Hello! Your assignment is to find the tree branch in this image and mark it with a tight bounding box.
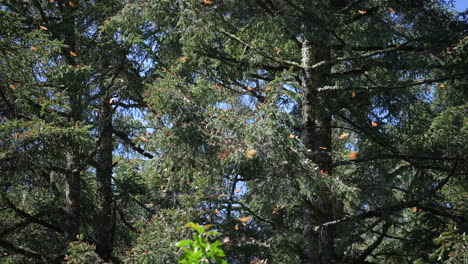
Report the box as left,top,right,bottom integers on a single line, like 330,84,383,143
310,40,419,71
0,238,53,261
0,208,63,237
355,220,391,263
318,73,468,93
332,154,465,167
113,129,154,159
1,196,63,234
218,29,303,69
319,200,419,227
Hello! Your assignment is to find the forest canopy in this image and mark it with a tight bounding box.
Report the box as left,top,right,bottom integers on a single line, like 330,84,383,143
0,0,467,263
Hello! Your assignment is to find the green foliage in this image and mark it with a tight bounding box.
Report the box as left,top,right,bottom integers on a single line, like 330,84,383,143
66,235,102,264
430,226,468,264
1,0,467,263
176,223,227,264
122,209,197,264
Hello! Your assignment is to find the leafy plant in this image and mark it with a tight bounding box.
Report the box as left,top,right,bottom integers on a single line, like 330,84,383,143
430,226,468,264
65,235,102,264
176,222,227,264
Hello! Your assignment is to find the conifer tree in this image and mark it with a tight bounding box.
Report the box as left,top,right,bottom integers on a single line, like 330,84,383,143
1,0,466,263
123,0,467,263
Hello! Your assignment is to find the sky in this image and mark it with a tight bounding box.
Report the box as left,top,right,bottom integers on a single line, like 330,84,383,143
454,0,468,12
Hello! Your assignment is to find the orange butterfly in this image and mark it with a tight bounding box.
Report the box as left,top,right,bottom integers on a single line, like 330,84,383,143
339,133,349,139
246,149,257,158
236,216,252,224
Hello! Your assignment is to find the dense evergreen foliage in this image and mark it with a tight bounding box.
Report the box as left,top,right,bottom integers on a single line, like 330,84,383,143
1,0,467,263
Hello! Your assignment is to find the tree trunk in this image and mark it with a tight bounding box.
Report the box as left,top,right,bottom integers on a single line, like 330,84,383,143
64,150,81,248
94,97,114,261
64,69,82,253
301,29,336,264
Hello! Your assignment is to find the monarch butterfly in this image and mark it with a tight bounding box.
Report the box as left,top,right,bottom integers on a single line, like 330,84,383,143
246,149,257,158
339,133,349,139
236,216,252,223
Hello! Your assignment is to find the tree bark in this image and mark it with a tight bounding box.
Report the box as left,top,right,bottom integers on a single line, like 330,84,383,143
64,142,81,249
301,26,336,264
63,76,84,253
94,96,114,261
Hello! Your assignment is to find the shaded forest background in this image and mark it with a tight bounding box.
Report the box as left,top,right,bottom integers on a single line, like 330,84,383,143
0,0,467,263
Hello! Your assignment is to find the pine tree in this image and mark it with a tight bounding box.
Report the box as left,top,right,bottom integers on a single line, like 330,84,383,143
1,0,147,261
124,0,467,263
1,0,466,263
